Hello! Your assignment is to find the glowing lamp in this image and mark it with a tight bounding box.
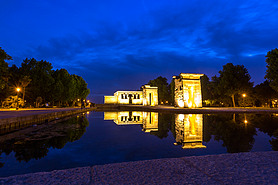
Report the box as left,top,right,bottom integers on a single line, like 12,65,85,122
177,100,184,107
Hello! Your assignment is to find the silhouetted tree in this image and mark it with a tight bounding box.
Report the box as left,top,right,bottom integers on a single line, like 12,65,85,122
169,79,175,105
20,58,54,104
214,63,253,107
148,76,170,104
200,74,218,106
253,81,277,107
19,76,31,106
201,74,211,100
0,51,90,107
0,47,12,105
265,48,278,92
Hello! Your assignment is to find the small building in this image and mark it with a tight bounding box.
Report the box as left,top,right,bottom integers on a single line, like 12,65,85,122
104,85,158,106
173,73,203,108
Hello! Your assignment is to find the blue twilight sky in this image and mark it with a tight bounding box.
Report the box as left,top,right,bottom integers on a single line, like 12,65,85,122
1,0,278,103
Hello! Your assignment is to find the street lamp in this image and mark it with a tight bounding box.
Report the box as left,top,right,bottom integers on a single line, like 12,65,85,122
16,87,21,110
242,93,246,108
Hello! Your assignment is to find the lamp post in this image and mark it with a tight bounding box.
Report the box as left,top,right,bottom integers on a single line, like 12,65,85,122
16,87,21,110
242,93,246,108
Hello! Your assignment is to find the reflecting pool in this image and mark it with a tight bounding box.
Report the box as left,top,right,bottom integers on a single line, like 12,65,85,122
1,111,278,177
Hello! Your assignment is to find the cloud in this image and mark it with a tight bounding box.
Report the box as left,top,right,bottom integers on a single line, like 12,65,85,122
11,0,278,103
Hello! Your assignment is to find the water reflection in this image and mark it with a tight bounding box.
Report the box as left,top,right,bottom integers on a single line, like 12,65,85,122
0,115,89,168
104,112,206,149
174,114,206,149
2,111,278,175
104,111,159,132
251,113,278,151
104,111,278,152
203,114,256,153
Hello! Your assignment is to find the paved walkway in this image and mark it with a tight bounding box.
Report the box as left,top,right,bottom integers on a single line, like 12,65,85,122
0,108,83,119
1,106,278,120
1,151,277,184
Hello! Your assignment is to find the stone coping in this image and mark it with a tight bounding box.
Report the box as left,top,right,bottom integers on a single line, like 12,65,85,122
1,151,277,184
97,104,278,114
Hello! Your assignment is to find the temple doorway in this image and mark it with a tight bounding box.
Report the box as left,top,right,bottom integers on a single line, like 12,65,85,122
128,94,133,104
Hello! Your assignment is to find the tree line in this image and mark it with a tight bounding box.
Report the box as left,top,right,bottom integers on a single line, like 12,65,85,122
0,47,90,108
146,48,278,107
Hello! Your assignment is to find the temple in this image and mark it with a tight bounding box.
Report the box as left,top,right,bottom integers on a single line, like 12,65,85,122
173,73,203,108
104,85,158,106
104,111,158,132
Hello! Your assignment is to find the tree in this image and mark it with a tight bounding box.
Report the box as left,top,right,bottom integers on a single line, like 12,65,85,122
148,76,170,104
36,97,42,107
169,79,175,105
50,71,90,107
265,48,278,92
0,51,91,107
253,81,277,107
0,47,12,105
215,63,253,107
200,74,211,100
20,58,54,104
51,69,71,105
8,64,20,85
200,74,217,106
19,76,32,106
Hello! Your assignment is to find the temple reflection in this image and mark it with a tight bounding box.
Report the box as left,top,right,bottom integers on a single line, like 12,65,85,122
174,114,206,149
104,111,158,132
104,111,206,149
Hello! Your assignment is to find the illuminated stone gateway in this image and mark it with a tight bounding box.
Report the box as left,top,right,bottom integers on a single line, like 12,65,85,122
173,73,204,108
104,85,158,106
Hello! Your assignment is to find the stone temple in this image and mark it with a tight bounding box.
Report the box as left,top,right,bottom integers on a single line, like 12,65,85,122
104,85,158,106
104,73,203,108
173,73,203,108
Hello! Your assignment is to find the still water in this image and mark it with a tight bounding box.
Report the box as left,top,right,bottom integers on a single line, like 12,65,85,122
0,111,278,177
